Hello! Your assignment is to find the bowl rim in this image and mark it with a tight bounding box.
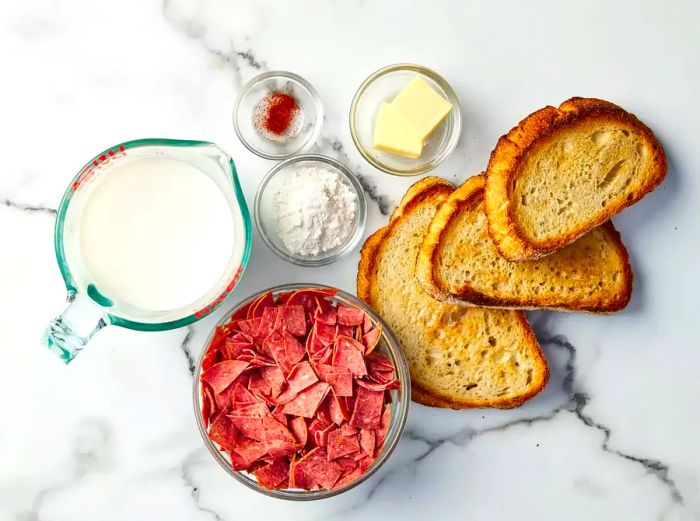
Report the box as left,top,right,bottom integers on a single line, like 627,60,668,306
233,70,324,160
192,283,411,500
349,63,462,176
253,154,367,267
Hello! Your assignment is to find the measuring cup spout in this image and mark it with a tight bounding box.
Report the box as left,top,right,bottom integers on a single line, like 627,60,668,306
43,293,107,363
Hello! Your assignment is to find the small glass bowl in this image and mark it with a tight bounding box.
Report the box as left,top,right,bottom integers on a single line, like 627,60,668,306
233,71,324,159
193,284,411,501
349,63,462,176
254,155,367,267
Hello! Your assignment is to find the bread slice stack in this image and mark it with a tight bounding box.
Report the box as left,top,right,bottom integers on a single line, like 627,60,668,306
358,97,666,409
358,178,549,408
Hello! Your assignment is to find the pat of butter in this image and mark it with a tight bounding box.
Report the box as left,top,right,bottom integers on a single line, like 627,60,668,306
372,102,424,159
389,76,452,141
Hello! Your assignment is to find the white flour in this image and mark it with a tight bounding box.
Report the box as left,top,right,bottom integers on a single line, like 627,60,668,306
273,165,357,256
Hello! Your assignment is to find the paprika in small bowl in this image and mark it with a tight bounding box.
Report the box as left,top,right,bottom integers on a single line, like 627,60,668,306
233,71,324,160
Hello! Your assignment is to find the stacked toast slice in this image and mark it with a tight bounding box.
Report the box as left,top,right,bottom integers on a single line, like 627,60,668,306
357,97,666,409
416,175,633,312
358,178,549,409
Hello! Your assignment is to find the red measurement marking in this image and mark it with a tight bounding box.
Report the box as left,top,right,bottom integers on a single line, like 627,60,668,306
194,266,244,319
71,146,127,192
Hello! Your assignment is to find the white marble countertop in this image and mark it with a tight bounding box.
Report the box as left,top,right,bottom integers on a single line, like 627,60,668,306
2,1,699,519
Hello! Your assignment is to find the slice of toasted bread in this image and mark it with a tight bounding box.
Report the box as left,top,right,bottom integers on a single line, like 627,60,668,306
416,174,633,313
357,177,549,409
485,97,666,260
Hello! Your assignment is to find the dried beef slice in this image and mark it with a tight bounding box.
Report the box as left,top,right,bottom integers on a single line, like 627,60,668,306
198,288,396,490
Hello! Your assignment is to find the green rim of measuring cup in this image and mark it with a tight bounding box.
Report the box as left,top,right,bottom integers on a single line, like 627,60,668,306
54,138,252,332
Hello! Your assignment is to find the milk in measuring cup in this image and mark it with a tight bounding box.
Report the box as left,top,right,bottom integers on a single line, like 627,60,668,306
79,157,235,311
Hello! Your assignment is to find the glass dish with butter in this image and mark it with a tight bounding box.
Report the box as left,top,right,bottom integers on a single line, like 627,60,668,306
349,64,462,176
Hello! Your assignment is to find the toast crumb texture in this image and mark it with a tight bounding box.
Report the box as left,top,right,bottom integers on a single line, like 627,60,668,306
416,175,632,313
485,97,666,260
358,178,549,409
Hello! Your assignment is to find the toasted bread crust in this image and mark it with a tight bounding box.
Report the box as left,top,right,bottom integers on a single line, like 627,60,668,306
358,178,549,409
417,174,633,313
410,312,548,410
485,97,667,260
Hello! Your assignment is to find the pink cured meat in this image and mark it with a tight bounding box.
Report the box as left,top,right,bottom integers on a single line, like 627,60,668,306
333,467,364,489
289,417,308,446
337,305,365,326
249,291,275,319
313,424,334,449
224,339,255,360
283,331,306,368
338,335,366,353
337,325,356,338
281,305,307,337
362,327,382,355
315,364,354,397
282,382,331,418
228,402,269,418
254,457,290,489
335,455,359,478
350,387,384,429
227,449,249,471
315,322,337,346
260,366,285,398
340,423,358,437
286,361,319,394
315,306,337,325
265,332,293,374
231,382,259,405
271,404,288,425
201,360,250,395
199,287,396,491
327,429,361,460
359,429,376,457
294,448,343,489
286,288,338,311
229,412,296,445
264,438,300,459
355,378,400,392
207,412,240,452
275,385,299,405
238,317,262,337
326,392,350,425
325,372,353,397
236,439,273,466
201,383,217,427
333,341,367,377
362,313,373,334
248,372,272,400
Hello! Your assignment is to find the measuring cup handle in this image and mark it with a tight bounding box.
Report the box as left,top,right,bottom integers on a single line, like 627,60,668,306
43,292,108,363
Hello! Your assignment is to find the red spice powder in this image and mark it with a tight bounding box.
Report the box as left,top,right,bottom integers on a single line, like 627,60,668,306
258,91,299,136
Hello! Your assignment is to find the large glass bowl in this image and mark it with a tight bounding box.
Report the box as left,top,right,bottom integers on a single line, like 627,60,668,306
193,284,410,500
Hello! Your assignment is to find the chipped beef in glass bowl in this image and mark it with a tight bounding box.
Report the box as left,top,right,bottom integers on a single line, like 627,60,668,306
193,284,410,500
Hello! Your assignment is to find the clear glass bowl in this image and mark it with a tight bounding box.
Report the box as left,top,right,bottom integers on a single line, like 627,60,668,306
193,284,411,501
349,63,462,176
254,155,367,267
233,71,324,159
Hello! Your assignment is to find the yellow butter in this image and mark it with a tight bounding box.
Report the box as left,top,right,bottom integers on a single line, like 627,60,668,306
389,76,452,141
372,102,423,159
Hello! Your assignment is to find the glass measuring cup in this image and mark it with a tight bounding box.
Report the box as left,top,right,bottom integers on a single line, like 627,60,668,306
43,138,252,363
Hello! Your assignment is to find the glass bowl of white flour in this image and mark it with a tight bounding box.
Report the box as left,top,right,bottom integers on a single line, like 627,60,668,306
255,155,367,266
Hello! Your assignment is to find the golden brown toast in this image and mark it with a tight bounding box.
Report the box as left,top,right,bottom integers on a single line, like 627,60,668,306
357,177,549,409
485,97,666,260
416,175,633,313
